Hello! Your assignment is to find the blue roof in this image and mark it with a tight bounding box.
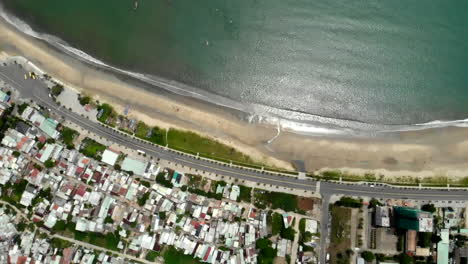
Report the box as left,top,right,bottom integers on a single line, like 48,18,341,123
0,91,9,102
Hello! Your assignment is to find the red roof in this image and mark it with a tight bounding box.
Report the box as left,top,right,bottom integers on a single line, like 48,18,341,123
75,185,87,197
30,169,40,179
203,247,212,261
76,167,84,174
16,136,29,150
38,136,46,143
15,256,28,264
92,172,102,182
191,220,201,229
60,248,74,264
118,187,127,196
249,209,257,219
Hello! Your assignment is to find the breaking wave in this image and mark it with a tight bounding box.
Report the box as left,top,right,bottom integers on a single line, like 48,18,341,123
2,6,468,138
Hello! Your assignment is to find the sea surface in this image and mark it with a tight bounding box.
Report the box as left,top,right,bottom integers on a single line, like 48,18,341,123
2,0,468,135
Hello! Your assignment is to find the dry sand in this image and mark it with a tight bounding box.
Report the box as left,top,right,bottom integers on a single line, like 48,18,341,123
2,17,468,179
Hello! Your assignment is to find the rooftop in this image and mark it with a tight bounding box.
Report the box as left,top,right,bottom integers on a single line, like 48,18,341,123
121,157,147,176
101,149,119,166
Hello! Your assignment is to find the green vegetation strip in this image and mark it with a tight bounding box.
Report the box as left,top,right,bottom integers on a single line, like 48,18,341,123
95,102,296,174
254,190,303,213
163,246,201,264
315,170,468,187
80,137,106,160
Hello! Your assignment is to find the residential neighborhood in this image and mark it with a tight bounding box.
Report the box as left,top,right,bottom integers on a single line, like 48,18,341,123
0,76,320,263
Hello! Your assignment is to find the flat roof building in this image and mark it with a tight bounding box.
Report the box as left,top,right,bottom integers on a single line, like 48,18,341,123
375,206,391,227
122,157,148,176
437,229,450,264
101,149,119,166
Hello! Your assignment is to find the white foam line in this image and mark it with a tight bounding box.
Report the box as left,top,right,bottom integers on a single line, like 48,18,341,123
3,7,468,137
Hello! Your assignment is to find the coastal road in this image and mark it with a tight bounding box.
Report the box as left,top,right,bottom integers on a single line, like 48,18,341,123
0,63,317,191
1,63,468,200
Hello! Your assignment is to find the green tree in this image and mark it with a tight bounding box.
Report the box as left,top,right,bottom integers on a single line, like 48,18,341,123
368,198,382,208
270,212,283,235
398,253,414,264
51,84,64,97
256,238,277,264
79,95,91,105
418,232,432,248
137,192,150,206
421,204,436,214
44,159,55,168
52,220,67,232
159,211,166,220
105,216,114,224
361,251,375,262
280,227,296,240
17,103,29,115
335,197,362,208
146,251,159,261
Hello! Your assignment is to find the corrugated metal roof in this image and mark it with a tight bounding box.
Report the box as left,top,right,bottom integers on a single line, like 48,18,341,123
122,157,147,175
39,118,58,138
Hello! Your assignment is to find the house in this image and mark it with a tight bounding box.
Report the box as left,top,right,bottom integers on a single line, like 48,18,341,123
375,206,391,227
21,106,60,138
305,219,318,234
282,213,294,229
229,185,240,201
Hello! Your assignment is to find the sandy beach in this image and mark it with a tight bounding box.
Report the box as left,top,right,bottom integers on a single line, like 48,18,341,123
2,16,468,180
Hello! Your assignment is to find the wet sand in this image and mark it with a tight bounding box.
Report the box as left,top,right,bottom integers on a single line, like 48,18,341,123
2,17,468,179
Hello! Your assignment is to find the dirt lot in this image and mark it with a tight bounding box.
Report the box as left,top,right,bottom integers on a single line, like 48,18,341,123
328,206,352,264
297,197,318,211
375,228,399,254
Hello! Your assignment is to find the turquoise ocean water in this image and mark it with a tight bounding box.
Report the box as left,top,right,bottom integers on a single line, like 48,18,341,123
2,0,468,134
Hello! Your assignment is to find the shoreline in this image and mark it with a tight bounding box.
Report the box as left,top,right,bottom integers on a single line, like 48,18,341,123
3,4,468,138
3,16,468,179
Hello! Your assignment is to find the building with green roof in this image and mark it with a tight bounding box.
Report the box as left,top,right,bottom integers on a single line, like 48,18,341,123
39,118,59,139
393,207,433,232
0,90,10,102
